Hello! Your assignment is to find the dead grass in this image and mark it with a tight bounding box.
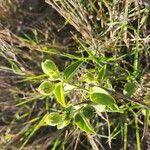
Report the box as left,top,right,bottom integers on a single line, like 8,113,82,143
0,0,150,149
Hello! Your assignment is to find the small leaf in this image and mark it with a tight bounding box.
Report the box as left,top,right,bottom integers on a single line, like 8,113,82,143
57,117,70,129
44,112,63,126
74,113,95,134
123,82,137,97
41,60,59,79
82,72,97,84
93,104,106,115
38,80,55,95
106,104,124,113
90,87,115,106
54,83,66,107
64,83,76,92
63,61,82,80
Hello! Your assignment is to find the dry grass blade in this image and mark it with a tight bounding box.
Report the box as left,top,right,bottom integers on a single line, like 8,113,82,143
46,0,94,41
0,0,150,149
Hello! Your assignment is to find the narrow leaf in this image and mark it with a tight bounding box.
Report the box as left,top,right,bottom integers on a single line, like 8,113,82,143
63,61,82,80
106,104,124,113
54,83,66,107
82,105,95,118
98,65,107,80
74,113,95,134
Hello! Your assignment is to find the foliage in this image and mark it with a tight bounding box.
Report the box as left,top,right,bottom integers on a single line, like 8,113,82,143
0,0,150,149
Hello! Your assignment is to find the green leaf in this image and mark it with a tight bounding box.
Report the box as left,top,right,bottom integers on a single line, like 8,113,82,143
90,87,115,106
38,80,55,95
106,104,124,113
44,112,63,126
82,105,95,118
11,61,24,75
82,72,97,84
41,60,59,79
54,83,66,107
57,105,74,129
91,86,108,94
64,83,76,92
57,117,70,129
93,104,106,115
123,82,137,97
98,65,107,80
91,93,115,106
74,113,95,134
63,61,82,80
